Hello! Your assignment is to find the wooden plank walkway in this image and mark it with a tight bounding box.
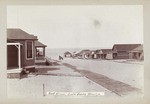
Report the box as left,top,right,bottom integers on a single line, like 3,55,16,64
62,63,142,96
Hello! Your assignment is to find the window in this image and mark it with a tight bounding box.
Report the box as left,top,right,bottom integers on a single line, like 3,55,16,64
26,41,33,59
36,48,44,57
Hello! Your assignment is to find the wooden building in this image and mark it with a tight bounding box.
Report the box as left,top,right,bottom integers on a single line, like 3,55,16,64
129,45,144,60
72,51,80,58
7,28,38,78
90,50,97,59
78,49,91,59
64,51,72,58
112,44,141,59
101,49,113,59
95,49,113,59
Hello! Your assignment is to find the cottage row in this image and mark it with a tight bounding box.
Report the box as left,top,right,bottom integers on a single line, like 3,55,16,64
7,28,47,78
64,44,144,60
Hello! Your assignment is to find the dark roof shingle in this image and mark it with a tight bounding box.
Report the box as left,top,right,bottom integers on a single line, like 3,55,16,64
7,28,37,40
113,44,141,51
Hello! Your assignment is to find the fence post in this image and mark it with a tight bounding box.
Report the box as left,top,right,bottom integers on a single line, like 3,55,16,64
43,84,45,96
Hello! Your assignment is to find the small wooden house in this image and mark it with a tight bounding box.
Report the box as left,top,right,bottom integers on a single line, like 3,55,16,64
78,49,91,59
101,49,113,59
95,49,102,59
112,44,141,59
129,45,144,60
64,51,72,58
90,50,97,59
7,28,38,78
95,49,113,59
72,51,80,58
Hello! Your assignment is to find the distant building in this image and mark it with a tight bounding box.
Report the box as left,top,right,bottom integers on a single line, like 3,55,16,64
95,49,114,59
90,50,97,59
129,45,144,60
7,28,38,78
64,51,72,58
78,49,91,59
101,49,114,59
112,44,142,59
72,51,80,58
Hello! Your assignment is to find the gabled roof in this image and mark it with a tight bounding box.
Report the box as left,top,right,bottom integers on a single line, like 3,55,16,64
96,49,114,54
113,44,141,52
101,49,113,54
64,51,72,54
35,40,47,47
73,51,80,55
79,49,91,54
81,49,90,52
129,45,143,52
7,28,37,40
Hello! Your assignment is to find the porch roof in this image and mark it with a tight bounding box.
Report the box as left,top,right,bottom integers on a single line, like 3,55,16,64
129,45,143,52
35,40,47,47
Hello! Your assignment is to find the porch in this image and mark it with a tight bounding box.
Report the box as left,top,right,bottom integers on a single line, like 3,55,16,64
7,42,23,78
35,41,47,65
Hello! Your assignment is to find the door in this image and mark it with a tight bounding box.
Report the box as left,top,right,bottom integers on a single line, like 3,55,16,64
7,45,18,68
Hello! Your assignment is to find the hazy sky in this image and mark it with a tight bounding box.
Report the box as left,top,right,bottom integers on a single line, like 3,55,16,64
7,5,143,49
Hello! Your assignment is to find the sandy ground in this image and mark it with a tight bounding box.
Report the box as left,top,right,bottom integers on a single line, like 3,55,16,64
62,58,144,90
7,64,116,98
7,58,143,98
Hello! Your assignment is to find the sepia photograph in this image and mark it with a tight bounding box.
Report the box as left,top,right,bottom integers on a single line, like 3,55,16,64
6,5,144,98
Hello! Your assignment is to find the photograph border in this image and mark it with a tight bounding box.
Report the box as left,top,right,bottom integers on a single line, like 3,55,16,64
0,0,150,104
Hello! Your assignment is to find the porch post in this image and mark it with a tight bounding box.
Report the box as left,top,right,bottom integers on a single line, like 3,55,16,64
43,47,45,57
35,47,37,60
18,44,21,69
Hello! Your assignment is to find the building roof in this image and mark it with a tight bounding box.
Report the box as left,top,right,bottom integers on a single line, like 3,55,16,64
101,49,113,54
113,44,141,52
73,51,80,55
129,45,143,52
79,49,91,54
35,40,47,47
7,28,37,40
96,49,114,54
7,39,17,43
64,51,72,54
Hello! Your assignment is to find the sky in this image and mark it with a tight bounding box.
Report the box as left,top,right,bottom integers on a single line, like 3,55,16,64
7,5,143,49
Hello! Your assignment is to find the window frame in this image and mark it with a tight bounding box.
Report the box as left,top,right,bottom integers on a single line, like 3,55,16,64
25,40,34,60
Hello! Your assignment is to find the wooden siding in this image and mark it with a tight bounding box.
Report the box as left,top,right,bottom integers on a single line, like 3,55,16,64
11,40,36,68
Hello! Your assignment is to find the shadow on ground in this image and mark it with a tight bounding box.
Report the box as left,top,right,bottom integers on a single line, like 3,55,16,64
36,68,60,74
